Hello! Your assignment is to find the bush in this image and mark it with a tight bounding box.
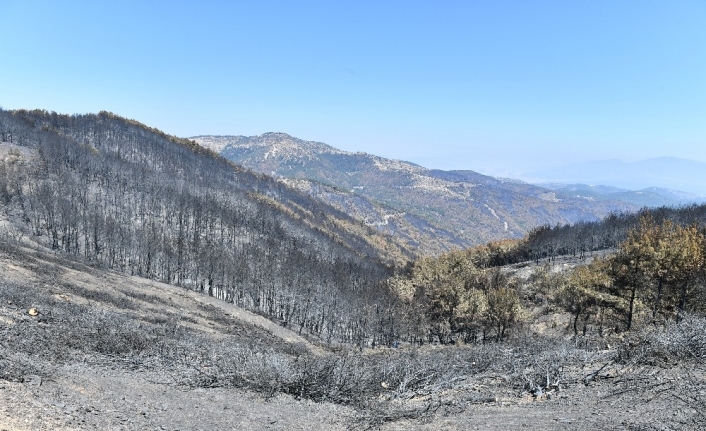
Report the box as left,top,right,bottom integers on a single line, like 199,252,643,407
618,315,706,365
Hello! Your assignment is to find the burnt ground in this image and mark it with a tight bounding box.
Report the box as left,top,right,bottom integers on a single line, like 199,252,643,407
2,358,700,431
1,240,704,430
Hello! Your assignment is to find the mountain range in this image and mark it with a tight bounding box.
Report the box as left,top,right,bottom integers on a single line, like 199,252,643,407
191,133,691,255
539,183,706,208
528,157,706,197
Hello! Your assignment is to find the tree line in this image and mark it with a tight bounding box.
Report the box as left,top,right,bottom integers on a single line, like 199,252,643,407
454,204,706,269
388,214,706,344
558,216,706,335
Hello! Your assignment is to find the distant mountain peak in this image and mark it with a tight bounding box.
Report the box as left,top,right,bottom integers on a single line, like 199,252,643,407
369,154,427,175
192,133,352,165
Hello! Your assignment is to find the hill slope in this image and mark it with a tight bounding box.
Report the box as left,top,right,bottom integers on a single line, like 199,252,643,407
0,238,351,430
0,109,409,346
193,133,641,254
2,230,701,431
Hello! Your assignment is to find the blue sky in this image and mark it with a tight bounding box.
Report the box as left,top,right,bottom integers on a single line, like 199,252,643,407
1,1,705,178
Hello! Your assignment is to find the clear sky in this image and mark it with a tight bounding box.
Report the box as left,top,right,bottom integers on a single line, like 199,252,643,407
1,1,705,178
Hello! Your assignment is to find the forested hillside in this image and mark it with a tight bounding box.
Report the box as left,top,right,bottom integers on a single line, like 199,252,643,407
3,107,705,347
0,109,411,345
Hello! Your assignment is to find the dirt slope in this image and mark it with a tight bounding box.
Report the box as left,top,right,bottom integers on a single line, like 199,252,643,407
1,366,352,431
0,241,340,430
0,241,323,355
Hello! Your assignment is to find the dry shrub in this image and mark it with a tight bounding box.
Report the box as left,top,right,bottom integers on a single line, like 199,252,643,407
613,316,706,430
617,315,706,365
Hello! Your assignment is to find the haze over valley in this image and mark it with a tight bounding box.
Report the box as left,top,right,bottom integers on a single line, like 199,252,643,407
528,157,706,197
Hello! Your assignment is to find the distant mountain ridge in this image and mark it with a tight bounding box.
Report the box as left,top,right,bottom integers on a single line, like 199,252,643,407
193,134,653,255
529,157,706,197
539,183,706,208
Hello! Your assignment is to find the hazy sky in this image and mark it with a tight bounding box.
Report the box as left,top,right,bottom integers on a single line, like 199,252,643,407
2,1,705,178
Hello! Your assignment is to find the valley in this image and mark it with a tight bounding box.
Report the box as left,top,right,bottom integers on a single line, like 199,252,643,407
3,1,704,429
0,108,704,430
